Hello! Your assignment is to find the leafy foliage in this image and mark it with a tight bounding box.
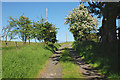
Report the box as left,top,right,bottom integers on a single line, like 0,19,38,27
2,16,18,42
33,19,58,44
3,14,58,44
81,2,120,44
73,41,120,78
2,25,13,41
85,2,120,18
65,4,98,41
7,15,32,44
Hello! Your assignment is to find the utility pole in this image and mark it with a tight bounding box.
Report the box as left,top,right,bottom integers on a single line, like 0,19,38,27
46,8,48,22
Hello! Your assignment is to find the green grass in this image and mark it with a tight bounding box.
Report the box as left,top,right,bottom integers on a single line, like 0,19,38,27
60,48,83,78
59,41,73,46
72,41,120,78
2,41,60,78
2,41,34,47
2,41,35,54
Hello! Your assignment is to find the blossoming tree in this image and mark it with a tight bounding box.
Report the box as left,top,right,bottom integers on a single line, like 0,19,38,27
65,4,98,41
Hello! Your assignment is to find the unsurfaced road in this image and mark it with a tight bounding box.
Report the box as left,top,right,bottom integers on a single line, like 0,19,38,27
39,43,105,79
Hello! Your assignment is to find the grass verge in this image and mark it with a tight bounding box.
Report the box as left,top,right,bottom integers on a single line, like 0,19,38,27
60,48,83,78
2,42,60,78
59,42,73,46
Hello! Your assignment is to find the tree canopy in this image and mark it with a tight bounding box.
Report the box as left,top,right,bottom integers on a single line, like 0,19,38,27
65,4,98,41
80,1,120,44
3,14,58,44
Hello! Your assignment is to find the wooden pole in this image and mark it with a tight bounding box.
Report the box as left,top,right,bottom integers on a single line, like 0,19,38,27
46,8,48,22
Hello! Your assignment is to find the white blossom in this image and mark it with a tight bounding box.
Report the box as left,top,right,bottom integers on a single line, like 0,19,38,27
65,4,98,40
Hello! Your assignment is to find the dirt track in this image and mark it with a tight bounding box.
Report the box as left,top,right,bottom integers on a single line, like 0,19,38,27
39,43,105,79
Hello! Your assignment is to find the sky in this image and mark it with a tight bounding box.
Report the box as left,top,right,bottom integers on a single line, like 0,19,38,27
1,0,119,2
2,2,81,42
1,2,119,42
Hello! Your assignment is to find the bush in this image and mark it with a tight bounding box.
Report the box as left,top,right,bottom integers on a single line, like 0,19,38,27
72,41,120,78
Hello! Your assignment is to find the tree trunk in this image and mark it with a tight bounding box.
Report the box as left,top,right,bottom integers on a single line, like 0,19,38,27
99,3,119,72
5,41,8,47
44,39,47,44
104,16,117,44
24,41,26,45
101,5,117,44
39,40,41,43
35,38,36,43
29,36,30,45
29,39,30,45
118,28,120,42
101,16,108,44
101,16,118,72
24,35,27,45
102,5,118,72
5,34,8,47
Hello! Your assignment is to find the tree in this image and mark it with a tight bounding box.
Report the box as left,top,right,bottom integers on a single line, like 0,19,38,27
32,17,46,43
10,14,32,44
7,14,58,45
27,24,32,44
43,22,57,44
2,17,17,47
33,18,58,44
65,4,98,41
2,25,12,47
81,2,120,44
48,25,58,43
31,20,38,43
80,1,120,72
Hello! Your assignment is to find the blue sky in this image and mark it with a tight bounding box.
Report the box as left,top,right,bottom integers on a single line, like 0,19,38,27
2,2,81,42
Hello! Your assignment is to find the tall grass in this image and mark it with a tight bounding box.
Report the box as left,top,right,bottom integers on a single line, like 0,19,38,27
2,42,60,78
72,41,120,79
